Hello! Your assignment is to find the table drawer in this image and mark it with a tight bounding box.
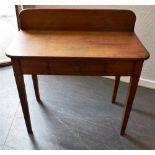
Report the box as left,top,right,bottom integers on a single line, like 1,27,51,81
20,59,106,75
49,60,106,75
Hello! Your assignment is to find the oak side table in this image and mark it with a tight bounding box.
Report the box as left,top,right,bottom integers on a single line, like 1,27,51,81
6,9,149,135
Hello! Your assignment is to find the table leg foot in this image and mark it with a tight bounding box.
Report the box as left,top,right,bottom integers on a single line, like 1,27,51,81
112,76,120,103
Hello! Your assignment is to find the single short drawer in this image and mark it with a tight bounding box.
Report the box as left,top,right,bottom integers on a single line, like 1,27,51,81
49,60,106,75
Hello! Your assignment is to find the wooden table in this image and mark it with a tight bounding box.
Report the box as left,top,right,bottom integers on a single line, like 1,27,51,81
6,9,149,135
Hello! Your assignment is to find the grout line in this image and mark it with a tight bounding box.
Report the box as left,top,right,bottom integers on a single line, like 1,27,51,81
2,103,20,150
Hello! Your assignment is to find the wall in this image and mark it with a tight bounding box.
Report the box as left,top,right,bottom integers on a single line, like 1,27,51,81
33,5,155,89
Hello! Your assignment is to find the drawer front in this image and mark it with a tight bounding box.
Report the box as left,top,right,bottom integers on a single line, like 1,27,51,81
20,58,134,76
49,60,106,75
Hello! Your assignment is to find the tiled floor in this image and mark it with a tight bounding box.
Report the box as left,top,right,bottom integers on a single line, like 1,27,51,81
0,66,155,149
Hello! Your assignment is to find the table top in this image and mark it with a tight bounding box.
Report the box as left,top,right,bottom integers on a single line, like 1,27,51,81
6,30,149,60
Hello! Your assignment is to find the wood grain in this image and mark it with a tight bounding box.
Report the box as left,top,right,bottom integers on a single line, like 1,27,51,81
6,31,149,60
19,9,136,32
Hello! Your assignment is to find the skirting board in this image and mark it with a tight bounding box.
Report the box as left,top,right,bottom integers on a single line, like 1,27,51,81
104,76,155,90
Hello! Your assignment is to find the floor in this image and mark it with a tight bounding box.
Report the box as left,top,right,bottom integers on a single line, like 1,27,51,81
0,66,155,150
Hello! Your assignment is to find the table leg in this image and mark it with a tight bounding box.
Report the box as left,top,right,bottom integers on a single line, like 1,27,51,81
120,76,139,135
112,76,120,103
120,61,143,135
12,59,33,134
32,74,41,102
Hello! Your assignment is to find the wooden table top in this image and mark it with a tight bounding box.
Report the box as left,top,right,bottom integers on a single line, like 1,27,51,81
6,30,149,60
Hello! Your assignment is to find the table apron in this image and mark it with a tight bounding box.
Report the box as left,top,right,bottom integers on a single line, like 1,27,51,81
18,58,138,76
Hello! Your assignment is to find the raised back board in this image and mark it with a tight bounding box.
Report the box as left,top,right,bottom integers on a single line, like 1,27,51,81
19,9,136,32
